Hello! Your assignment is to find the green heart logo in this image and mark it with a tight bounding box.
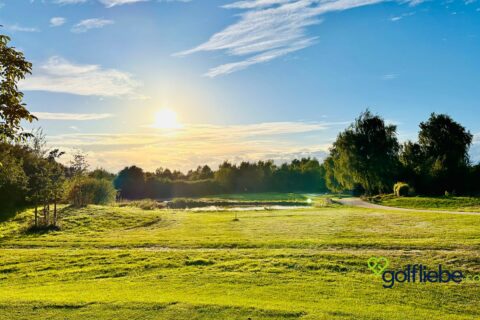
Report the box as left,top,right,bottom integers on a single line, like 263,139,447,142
367,257,389,275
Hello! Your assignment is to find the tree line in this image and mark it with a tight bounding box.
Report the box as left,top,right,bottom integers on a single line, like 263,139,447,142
113,158,327,199
324,110,477,196
0,133,117,224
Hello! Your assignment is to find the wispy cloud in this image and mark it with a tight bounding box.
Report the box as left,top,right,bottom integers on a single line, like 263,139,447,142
33,112,114,121
178,0,425,77
52,0,190,6
71,18,114,33
46,121,345,171
98,0,148,7
50,17,67,27
390,11,415,21
382,73,398,80
20,56,143,98
4,24,39,32
53,0,88,4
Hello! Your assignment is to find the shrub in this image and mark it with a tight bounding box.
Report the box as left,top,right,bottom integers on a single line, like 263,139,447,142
65,178,116,207
393,182,412,197
118,199,164,210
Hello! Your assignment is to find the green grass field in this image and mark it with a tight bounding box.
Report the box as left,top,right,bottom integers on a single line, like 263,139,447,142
371,194,480,212
1,196,479,319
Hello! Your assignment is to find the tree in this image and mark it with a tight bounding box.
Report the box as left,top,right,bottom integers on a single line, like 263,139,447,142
68,152,89,177
415,113,472,194
65,177,116,207
114,166,145,199
0,150,27,218
326,110,400,195
26,156,50,227
0,33,36,142
89,168,115,181
214,161,237,192
47,149,65,226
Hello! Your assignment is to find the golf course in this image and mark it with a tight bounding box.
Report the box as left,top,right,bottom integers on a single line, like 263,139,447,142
1,194,479,319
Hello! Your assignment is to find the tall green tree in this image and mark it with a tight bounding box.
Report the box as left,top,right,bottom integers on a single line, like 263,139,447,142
404,113,473,194
326,110,400,195
0,149,28,218
0,33,36,142
114,166,145,199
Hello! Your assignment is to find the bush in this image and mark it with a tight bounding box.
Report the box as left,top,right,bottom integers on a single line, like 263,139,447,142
0,153,28,218
65,178,116,207
118,199,165,210
394,182,412,197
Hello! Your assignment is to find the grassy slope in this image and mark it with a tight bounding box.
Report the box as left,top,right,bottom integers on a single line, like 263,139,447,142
372,194,480,212
0,202,479,319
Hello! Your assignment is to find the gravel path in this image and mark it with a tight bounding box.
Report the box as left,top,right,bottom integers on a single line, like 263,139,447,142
335,197,480,216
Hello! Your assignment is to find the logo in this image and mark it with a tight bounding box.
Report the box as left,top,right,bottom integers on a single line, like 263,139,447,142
367,256,389,275
368,257,465,289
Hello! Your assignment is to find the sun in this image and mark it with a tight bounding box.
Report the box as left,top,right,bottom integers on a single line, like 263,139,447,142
154,108,181,129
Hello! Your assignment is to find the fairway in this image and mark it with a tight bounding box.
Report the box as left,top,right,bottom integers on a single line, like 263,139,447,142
1,203,479,319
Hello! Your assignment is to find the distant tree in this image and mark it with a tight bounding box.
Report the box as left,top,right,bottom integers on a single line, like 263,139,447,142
214,161,237,192
0,33,36,142
187,165,214,180
327,110,400,195
155,167,174,180
199,165,214,179
89,168,115,181
69,152,89,177
406,113,473,194
114,166,145,199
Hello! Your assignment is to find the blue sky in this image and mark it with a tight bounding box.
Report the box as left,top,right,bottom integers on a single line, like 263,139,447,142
1,0,480,171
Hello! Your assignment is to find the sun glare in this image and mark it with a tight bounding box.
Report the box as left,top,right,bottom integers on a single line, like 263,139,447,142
154,108,181,129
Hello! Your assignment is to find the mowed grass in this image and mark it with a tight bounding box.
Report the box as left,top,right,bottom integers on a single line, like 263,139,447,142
373,194,480,212
0,200,479,319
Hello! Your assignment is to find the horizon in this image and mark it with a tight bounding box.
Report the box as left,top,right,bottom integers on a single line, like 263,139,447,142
2,0,480,171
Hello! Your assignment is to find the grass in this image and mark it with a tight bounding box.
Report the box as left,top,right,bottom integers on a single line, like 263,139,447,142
0,195,479,319
203,192,309,201
370,194,480,212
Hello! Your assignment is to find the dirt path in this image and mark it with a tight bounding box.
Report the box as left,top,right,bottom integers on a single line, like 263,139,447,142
335,197,480,216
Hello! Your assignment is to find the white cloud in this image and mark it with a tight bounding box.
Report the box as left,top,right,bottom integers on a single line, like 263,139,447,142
52,0,190,6
178,0,426,77
20,56,143,98
382,73,398,80
33,112,114,120
53,0,88,4
4,24,39,32
50,17,67,27
71,18,114,33
98,0,148,7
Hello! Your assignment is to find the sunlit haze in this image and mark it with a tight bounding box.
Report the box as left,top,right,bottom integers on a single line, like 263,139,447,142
3,0,480,172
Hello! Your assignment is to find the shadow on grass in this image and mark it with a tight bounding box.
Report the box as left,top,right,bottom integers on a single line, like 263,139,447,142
24,224,61,235
0,205,28,223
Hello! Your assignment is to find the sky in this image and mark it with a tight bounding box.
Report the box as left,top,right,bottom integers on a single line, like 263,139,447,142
1,0,480,172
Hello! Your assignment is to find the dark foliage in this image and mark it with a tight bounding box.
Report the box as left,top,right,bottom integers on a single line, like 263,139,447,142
115,158,328,200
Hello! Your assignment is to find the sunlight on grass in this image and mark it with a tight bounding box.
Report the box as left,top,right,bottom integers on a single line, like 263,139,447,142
0,201,479,319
